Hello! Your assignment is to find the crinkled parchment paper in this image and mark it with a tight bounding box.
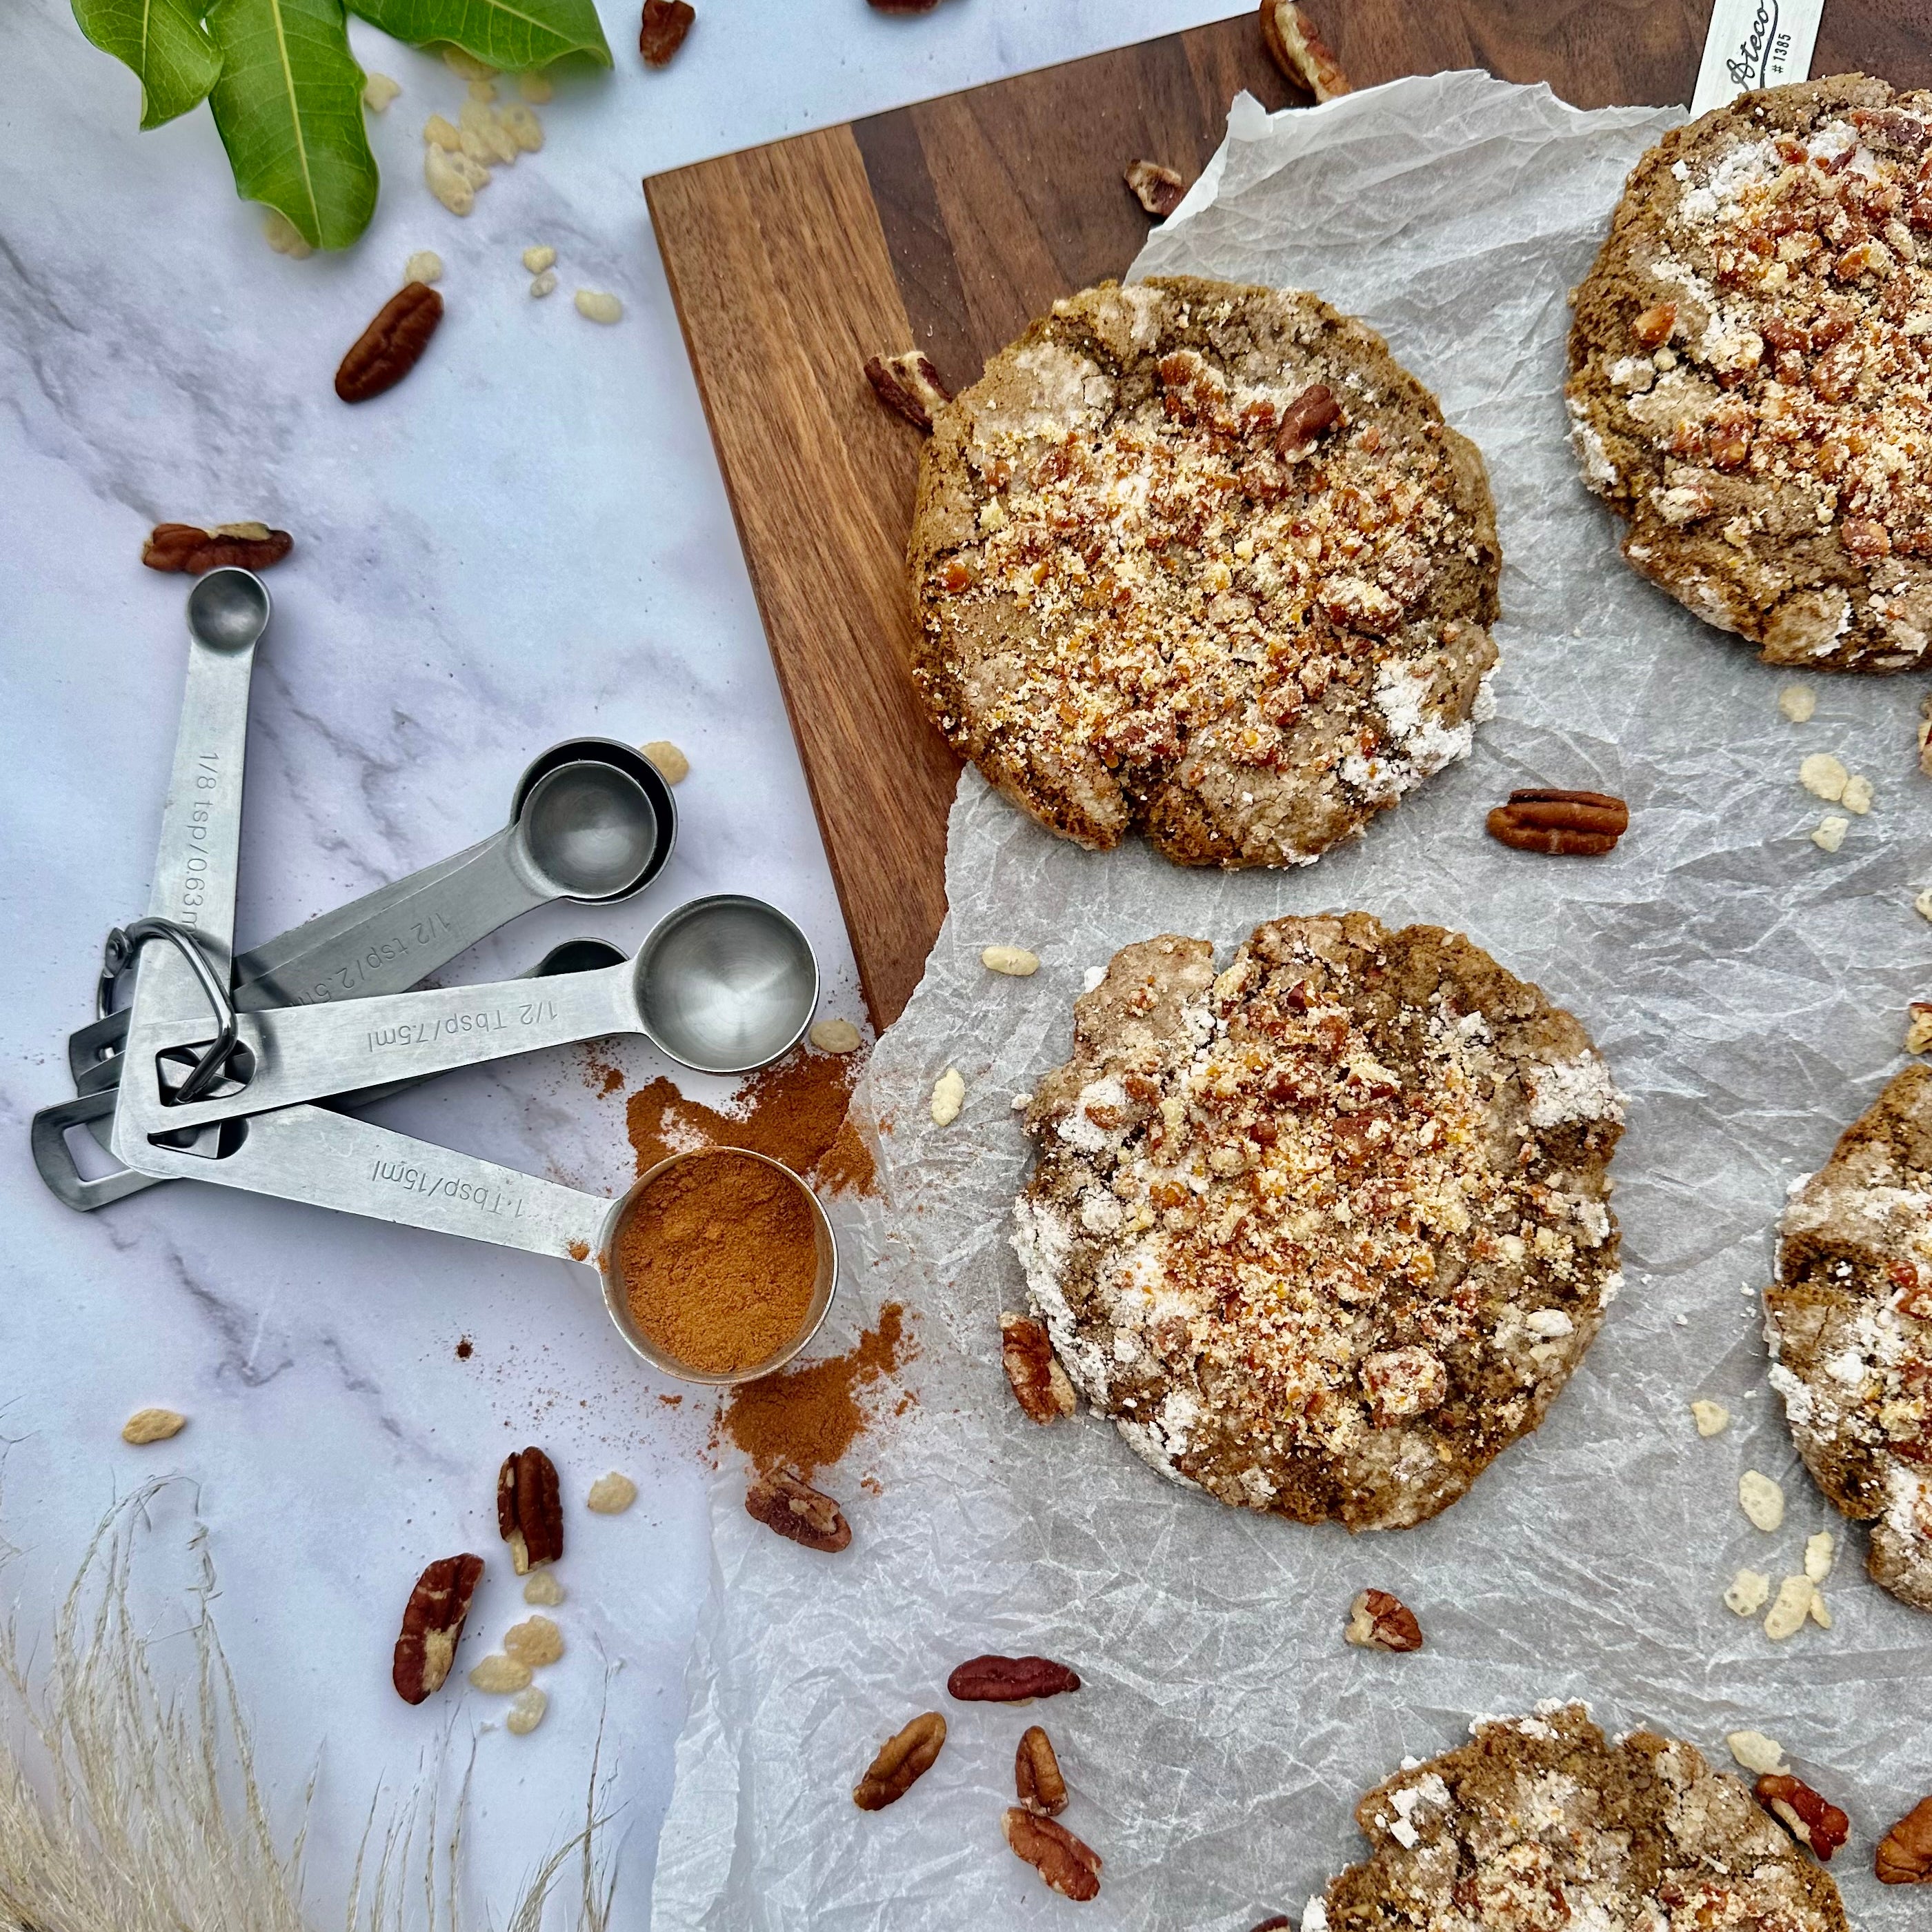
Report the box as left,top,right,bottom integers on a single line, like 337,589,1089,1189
653,72,1932,1929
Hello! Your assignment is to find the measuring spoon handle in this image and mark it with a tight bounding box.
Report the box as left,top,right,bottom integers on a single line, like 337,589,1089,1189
122,1100,610,1261
235,826,550,1008
151,962,639,1129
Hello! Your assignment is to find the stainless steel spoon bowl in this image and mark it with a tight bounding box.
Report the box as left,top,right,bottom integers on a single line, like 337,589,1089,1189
186,568,272,654
633,895,819,1075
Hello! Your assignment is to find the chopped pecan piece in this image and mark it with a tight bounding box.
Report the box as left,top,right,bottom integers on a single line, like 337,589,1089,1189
1001,1313,1077,1424
1757,1773,1851,1860
1878,1795,1932,1882
746,1466,852,1551
1259,1,1351,102
1631,301,1677,348
639,0,694,66
853,1711,946,1809
335,282,444,404
1486,788,1629,857
1001,1807,1102,1902
1015,1724,1069,1815
1247,1921,1295,1931
1275,382,1342,456
1124,160,1187,217
864,350,951,431
392,1553,484,1704
141,521,293,575
497,1446,564,1573
1344,1588,1424,1652
947,1653,1080,1702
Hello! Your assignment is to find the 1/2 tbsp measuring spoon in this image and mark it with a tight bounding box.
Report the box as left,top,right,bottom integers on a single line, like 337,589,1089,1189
69,736,676,1083
30,938,628,1212
121,894,818,1139
117,1099,839,1385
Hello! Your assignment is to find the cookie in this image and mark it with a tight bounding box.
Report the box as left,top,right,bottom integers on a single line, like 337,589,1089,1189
1308,1702,1849,1931
1567,74,1932,670
1010,914,1622,1529
1770,1062,1932,1611
910,277,1500,866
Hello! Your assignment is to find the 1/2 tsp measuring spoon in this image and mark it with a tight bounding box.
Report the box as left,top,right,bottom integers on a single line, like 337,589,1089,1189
123,894,817,1137
68,736,676,1082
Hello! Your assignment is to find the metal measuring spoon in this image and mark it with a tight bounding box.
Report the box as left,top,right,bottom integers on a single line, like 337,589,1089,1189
118,1104,838,1385
32,937,630,1211
137,895,817,1135
69,737,676,1082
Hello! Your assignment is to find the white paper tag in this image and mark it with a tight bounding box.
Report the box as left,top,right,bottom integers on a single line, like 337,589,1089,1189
1690,0,1826,117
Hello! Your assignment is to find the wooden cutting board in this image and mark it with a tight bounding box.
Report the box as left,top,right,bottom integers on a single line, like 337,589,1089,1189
645,1,1932,1028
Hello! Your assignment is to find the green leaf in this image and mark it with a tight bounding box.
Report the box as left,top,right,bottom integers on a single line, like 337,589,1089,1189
345,0,611,73
70,0,223,130
206,0,378,249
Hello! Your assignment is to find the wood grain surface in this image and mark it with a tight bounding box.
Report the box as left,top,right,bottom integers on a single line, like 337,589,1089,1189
646,1,1932,1027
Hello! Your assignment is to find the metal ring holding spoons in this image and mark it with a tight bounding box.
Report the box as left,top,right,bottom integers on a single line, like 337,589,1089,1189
597,1147,839,1385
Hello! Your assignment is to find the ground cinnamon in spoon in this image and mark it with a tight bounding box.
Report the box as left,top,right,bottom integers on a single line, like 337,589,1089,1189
617,1151,819,1375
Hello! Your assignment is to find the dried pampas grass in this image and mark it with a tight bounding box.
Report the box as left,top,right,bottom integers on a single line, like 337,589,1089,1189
0,1480,616,1932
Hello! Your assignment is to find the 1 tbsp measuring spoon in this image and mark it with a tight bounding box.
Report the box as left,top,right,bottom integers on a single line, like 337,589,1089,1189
70,735,676,1084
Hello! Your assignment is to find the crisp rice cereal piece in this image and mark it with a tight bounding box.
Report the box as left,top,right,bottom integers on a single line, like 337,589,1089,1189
522,243,557,273
1728,1729,1789,1775
1692,1398,1731,1436
424,112,460,150
363,71,401,111
1763,1573,1814,1640
931,1066,964,1126
574,290,622,324
1811,815,1849,853
467,1653,531,1693
586,1471,637,1514
518,72,552,103
530,271,557,299
1799,753,1849,801
1726,1567,1771,1615
982,946,1040,976
1809,1589,1833,1628
1778,685,1816,723
505,1685,548,1735
404,250,443,285
1906,1004,1932,1055
522,1571,566,1606
1804,1530,1835,1582
809,1018,863,1055
1740,1470,1786,1531
1841,773,1873,815
441,46,496,80
121,1407,186,1445
1917,888,1932,923
262,210,311,258
503,1615,564,1667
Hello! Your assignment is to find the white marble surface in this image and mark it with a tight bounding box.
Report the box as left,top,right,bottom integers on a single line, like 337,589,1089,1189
0,0,1242,1917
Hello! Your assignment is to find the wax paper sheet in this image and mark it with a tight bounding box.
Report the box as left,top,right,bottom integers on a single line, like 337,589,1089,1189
651,72,1932,1929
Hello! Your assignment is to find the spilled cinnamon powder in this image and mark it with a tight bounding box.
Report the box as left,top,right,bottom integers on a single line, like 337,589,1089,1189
626,1044,875,1196
721,1303,912,1478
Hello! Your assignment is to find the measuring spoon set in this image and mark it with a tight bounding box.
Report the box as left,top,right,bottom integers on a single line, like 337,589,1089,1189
32,573,831,1373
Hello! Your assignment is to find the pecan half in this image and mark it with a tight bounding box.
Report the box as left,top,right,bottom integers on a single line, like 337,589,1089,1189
1878,1795,1932,1882
1344,1588,1424,1652
1259,1,1351,103
947,1654,1080,1702
1001,1313,1077,1424
864,350,951,432
1757,1773,1851,1861
1247,1921,1295,1931
639,0,694,66
1124,160,1187,218
497,1446,564,1573
868,0,943,10
853,1711,946,1809
746,1467,852,1551
1015,1724,1068,1816
141,521,293,575
1486,788,1630,857
335,283,444,404
1275,382,1342,456
1001,1808,1102,1902
392,1553,484,1704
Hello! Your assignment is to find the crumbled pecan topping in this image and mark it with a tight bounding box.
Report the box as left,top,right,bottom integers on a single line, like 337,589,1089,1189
922,345,1473,795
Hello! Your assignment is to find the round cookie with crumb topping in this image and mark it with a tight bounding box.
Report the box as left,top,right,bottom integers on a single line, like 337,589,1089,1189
1568,74,1932,670
1307,1702,1849,1932
909,277,1500,866
1771,1062,1932,1611
1010,914,1622,1529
